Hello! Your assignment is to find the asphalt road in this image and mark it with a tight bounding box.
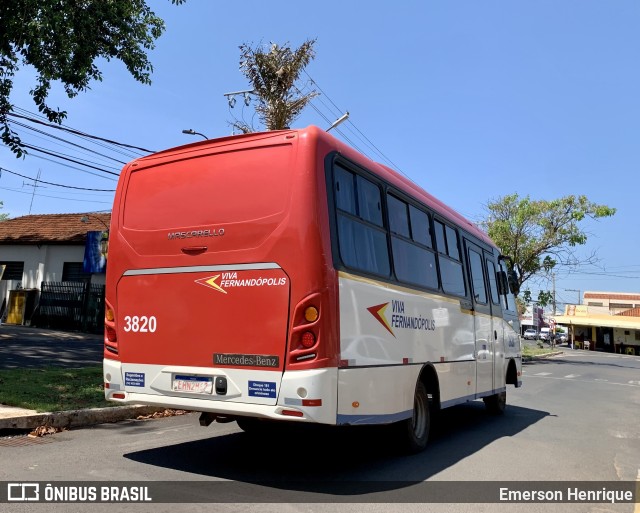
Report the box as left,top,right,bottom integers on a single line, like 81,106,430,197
1,350,638,513
0,325,103,369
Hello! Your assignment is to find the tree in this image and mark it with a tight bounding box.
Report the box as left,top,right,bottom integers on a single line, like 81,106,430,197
0,201,8,221
482,194,616,304
0,0,184,157
236,40,318,132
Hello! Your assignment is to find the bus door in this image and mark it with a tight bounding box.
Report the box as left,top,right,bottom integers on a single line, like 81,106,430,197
466,241,494,396
484,253,505,391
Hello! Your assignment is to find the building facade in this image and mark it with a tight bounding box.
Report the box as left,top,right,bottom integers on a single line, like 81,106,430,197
0,213,110,331
553,291,640,355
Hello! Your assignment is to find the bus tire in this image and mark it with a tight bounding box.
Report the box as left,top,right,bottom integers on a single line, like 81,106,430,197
236,416,261,433
399,381,430,453
483,390,506,415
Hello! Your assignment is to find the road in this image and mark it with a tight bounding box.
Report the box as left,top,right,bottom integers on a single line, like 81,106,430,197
1,350,638,513
0,325,103,369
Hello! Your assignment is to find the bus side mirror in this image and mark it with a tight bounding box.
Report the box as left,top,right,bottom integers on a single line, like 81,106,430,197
498,255,520,295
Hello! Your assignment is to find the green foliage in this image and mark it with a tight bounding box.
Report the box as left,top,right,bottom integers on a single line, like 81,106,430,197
0,200,8,221
0,0,184,156
483,193,616,294
0,367,112,412
238,40,318,131
522,289,553,308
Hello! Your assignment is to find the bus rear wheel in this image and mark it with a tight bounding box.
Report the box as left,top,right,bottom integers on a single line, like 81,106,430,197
483,390,506,415
399,381,430,453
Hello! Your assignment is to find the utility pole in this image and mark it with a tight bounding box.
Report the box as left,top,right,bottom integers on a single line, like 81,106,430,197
25,169,41,214
552,273,557,315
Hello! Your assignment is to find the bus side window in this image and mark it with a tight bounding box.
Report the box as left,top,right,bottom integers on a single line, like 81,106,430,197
356,175,383,226
434,220,466,297
409,206,433,248
388,195,438,290
334,165,356,214
468,249,488,304
333,164,390,277
486,260,501,306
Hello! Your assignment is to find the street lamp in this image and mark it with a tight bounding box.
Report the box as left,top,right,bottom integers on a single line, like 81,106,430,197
326,112,350,132
181,129,209,140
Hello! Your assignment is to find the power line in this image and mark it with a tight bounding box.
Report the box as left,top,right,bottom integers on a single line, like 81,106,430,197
0,167,115,191
9,119,129,165
8,110,154,153
293,83,372,157
0,186,112,204
13,107,146,161
20,153,118,181
303,71,405,174
19,143,120,176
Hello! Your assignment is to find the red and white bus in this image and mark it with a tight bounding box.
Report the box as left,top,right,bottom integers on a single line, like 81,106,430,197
103,126,522,452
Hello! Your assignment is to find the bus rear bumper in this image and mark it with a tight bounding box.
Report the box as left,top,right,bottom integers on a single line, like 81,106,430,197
103,359,338,425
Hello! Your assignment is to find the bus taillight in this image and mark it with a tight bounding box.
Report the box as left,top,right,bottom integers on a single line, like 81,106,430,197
301,331,316,348
104,300,118,355
106,326,117,342
304,306,319,322
289,293,322,364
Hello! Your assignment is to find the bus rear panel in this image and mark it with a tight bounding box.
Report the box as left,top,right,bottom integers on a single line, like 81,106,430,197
104,128,339,424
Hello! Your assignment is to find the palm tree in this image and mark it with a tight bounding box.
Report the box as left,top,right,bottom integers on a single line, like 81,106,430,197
237,40,318,131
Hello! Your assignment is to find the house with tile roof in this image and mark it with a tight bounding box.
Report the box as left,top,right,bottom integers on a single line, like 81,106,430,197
0,212,110,330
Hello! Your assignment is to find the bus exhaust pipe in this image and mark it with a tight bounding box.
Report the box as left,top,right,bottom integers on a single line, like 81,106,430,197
199,412,216,426
199,412,235,426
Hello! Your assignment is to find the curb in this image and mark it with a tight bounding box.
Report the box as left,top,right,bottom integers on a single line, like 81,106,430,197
522,350,563,363
0,405,168,431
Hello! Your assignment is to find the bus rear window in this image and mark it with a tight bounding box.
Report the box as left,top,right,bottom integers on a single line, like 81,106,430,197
123,145,291,230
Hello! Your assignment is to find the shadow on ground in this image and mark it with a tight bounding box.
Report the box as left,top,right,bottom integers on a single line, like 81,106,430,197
123,401,548,501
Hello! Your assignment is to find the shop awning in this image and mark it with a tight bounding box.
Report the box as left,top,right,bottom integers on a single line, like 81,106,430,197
553,314,640,330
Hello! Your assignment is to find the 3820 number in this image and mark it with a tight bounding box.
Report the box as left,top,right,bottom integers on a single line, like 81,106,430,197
123,315,157,333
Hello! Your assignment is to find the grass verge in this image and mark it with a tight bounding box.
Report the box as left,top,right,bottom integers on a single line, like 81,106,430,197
522,345,556,358
0,366,113,412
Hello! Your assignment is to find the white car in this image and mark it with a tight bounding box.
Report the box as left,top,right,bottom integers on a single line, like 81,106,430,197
523,329,538,340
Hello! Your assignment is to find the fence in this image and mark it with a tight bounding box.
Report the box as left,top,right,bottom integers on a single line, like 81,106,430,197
31,281,105,333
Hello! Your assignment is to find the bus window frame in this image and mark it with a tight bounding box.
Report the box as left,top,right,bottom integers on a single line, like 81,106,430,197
325,152,478,303
386,191,440,291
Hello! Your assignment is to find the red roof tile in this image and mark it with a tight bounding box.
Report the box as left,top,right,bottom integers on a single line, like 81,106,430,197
616,307,640,317
584,292,640,301
0,213,111,244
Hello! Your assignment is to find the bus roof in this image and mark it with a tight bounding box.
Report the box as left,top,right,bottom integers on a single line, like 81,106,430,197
129,126,495,248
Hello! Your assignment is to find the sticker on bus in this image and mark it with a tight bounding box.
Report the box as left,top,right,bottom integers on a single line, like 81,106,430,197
248,381,277,398
124,372,145,387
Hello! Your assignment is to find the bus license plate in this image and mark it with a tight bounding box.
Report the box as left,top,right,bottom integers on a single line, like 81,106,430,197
172,375,213,394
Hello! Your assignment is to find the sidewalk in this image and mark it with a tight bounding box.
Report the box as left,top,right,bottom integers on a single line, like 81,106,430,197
0,324,165,431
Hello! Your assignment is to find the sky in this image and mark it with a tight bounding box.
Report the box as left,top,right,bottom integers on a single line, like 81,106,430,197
1,0,639,305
